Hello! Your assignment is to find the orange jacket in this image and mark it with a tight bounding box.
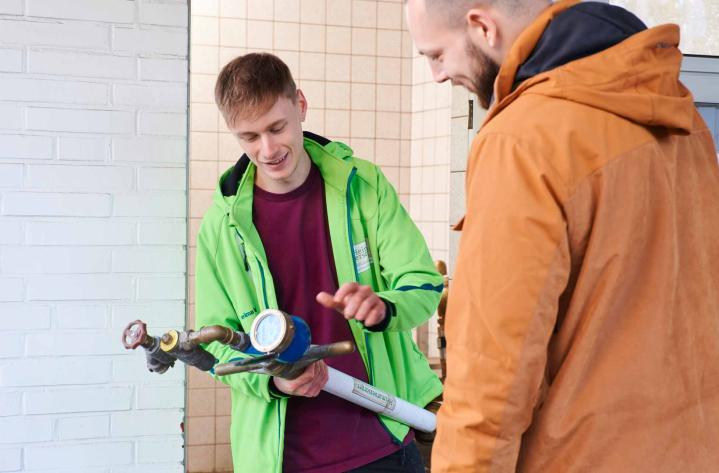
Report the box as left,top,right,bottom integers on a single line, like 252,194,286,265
433,2,719,472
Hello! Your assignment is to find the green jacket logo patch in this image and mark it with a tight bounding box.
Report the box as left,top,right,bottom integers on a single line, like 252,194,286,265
353,241,372,273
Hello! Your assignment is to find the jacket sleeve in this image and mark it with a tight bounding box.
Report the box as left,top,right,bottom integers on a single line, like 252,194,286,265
432,134,570,472
372,168,444,332
194,215,275,402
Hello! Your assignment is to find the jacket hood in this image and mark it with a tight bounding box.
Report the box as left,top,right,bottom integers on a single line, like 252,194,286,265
513,1,647,87
489,0,695,132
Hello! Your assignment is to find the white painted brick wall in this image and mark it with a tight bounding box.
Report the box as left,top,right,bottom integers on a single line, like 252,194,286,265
114,465,183,473
7,467,105,473
26,330,128,356
0,448,22,472
138,58,187,82
0,48,22,72
0,277,24,301
0,163,23,188
0,76,109,104
1,358,111,386
0,0,23,15
0,221,23,245
26,0,136,24
24,387,132,414
28,49,137,79
58,136,108,161
114,192,187,217
26,108,135,134
138,220,186,245
0,304,51,330
2,246,112,273
0,19,109,49
113,84,187,109
0,103,23,129
112,358,184,385
138,167,186,190
0,392,22,416
24,442,132,469
136,276,186,301
26,164,135,192
26,221,135,245
0,1,188,471
113,137,186,164
136,437,184,463
112,248,186,273
57,414,110,441
54,304,107,329
111,302,186,329
111,410,183,437
27,274,135,300
139,3,189,28
112,27,187,56
2,192,112,217
136,384,184,410
0,337,23,358
0,417,53,443
0,134,54,159
138,112,187,136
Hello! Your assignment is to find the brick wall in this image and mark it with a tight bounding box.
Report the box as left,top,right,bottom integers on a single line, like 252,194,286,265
0,1,189,471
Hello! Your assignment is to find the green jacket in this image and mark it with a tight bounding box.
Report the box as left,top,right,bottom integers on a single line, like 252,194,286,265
195,132,444,473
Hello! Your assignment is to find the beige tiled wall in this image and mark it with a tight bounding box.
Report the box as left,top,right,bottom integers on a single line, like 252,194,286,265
408,54,452,360
409,58,451,266
187,1,452,471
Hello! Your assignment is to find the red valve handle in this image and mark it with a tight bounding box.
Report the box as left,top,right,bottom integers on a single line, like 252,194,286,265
122,319,148,350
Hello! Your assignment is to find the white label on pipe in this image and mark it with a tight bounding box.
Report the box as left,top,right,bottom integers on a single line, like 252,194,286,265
352,379,397,414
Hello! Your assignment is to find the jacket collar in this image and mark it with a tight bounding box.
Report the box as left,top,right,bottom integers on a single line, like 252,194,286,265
512,1,646,89
226,132,355,233
489,0,580,121
220,131,351,197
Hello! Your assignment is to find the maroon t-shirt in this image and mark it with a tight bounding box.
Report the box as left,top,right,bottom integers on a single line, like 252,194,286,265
252,163,401,473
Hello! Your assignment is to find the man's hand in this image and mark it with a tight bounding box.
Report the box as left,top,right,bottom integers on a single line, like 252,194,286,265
272,360,328,397
316,282,387,327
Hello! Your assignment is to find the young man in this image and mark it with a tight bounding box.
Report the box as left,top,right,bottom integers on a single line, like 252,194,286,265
404,0,719,472
195,53,443,473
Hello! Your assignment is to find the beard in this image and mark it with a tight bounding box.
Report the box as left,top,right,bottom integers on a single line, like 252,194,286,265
465,38,500,109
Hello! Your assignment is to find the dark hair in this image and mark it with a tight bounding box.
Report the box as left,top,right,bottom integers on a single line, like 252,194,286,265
215,53,297,124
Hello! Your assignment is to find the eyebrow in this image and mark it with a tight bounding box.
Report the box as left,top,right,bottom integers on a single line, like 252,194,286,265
237,119,287,138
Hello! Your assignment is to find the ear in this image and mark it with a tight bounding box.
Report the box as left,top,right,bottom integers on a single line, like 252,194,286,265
466,7,499,50
295,89,308,121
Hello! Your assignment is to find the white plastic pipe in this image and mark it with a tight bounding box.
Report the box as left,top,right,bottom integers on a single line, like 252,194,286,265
322,366,436,433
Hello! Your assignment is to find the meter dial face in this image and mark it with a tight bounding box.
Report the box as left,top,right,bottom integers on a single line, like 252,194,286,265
251,310,288,352
255,313,282,347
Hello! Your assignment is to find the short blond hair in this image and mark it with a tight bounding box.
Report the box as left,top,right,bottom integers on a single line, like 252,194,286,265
215,53,297,124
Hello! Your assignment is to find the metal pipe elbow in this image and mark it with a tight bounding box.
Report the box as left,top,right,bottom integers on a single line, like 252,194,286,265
189,325,235,345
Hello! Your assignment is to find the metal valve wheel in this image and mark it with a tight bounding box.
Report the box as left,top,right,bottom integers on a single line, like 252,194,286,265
122,320,148,350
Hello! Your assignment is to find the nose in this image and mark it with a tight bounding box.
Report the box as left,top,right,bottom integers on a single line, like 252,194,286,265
259,134,279,159
430,63,448,84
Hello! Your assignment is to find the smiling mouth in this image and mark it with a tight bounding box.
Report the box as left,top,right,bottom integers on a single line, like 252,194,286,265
264,153,287,166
